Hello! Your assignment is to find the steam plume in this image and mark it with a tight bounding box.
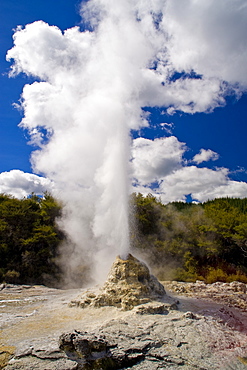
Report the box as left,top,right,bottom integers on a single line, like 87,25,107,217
6,0,247,284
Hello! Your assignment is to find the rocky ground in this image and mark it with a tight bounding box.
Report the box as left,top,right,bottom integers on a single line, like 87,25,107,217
163,280,247,312
0,259,247,369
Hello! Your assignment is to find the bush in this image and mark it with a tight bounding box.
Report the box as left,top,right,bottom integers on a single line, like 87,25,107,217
173,267,204,283
4,270,20,284
226,272,247,284
205,268,228,284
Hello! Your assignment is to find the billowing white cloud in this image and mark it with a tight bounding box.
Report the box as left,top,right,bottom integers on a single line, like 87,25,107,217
192,149,219,164
131,138,247,203
131,136,185,184
157,166,247,203
0,170,53,198
133,163,247,204
164,0,247,88
157,166,227,203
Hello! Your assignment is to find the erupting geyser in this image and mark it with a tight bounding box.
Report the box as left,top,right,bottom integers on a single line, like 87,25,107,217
70,254,174,311
8,0,246,286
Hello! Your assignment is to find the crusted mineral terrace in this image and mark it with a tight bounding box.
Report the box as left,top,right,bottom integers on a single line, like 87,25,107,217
164,280,247,312
1,257,247,369
70,254,176,311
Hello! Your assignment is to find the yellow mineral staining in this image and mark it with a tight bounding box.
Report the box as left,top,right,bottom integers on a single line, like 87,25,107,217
0,344,15,369
70,254,167,310
237,356,247,365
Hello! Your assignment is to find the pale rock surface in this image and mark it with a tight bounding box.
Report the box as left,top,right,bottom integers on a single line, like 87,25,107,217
70,254,175,310
4,308,247,370
1,258,247,369
57,311,247,369
164,280,247,311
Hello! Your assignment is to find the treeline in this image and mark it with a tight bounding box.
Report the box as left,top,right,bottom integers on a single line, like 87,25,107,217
0,193,63,285
1,192,247,285
131,193,247,283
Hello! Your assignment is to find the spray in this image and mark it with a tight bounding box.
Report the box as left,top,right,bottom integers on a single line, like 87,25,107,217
6,1,159,285
7,0,244,285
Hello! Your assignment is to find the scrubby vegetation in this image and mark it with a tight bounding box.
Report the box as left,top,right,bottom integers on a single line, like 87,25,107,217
131,193,247,283
1,191,247,285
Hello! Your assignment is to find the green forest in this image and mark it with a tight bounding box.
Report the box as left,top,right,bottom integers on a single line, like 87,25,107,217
131,194,247,283
0,193,64,285
1,192,247,286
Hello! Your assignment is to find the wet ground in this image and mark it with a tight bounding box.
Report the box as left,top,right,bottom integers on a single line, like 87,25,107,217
0,284,134,368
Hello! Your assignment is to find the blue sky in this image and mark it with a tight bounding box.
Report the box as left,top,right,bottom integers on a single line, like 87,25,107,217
138,96,247,182
0,0,82,173
0,0,247,203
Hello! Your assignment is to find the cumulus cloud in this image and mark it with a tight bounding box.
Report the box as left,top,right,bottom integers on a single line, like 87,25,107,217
157,166,247,203
131,138,247,204
133,162,247,204
131,136,185,184
0,170,53,198
192,149,219,164
164,0,247,88
6,0,247,283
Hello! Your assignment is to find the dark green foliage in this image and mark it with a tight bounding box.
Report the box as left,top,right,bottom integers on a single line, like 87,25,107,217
2,191,247,286
169,201,195,211
203,197,247,213
130,193,164,236
0,193,64,285
131,194,247,283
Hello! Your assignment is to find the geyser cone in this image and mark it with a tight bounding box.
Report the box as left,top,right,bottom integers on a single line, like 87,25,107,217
104,253,165,297
70,254,166,310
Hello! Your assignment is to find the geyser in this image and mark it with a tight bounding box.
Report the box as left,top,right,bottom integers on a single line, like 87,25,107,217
70,254,171,310
8,0,246,285
6,1,167,285
7,13,137,284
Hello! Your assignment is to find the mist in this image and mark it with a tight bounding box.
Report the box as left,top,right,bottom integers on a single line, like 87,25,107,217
7,1,155,284
6,0,247,285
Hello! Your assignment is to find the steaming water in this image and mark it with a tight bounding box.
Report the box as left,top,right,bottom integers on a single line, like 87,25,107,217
7,1,155,284
7,0,246,285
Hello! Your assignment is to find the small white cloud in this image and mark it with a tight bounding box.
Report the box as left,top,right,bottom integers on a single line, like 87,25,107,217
193,149,219,164
160,122,174,134
166,107,176,115
231,166,247,175
0,170,54,198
